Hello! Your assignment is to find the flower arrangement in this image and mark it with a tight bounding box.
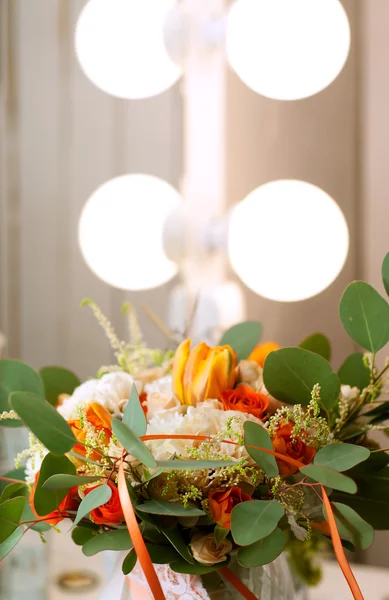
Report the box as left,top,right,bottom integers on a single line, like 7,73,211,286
2,254,389,600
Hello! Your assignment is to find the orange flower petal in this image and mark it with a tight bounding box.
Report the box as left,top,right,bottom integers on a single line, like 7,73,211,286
86,402,112,430
183,342,211,406
172,339,191,404
248,341,279,367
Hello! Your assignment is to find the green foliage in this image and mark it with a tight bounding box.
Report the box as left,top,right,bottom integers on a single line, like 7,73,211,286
137,500,205,517
0,468,26,495
33,454,76,516
243,421,278,477
346,452,389,477
237,528,285,567
122,549,137,574
157,460,234,471
314,443,370,472
112,419,157,470
170,559,228,575
338,353,371,390
0,497,26,543
159,526,195,564
218,321,262,361
0,360,44,427
364,402,389,425
263,348,340,410
74,484,112,526
299,333,331,361
214,524,229,548
123,384,147,436
231,500,284,546
82,529,133,556
20,503,52,533
145,543,180,564
323,502,374,550
300,465,357,494
332,467,389,529
10,392,76,454
0,525,24,560
339,282,389,352
42,474,103,490
72,526,97,546
40,367,80,407
382,252,389,296
0,482,28,503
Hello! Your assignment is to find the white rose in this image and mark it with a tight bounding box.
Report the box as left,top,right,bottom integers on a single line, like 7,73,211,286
190,533,232,565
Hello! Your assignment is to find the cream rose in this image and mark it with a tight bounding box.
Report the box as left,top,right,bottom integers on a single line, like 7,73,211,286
190,533,232,565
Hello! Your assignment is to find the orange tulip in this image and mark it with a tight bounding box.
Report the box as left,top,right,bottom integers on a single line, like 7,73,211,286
248,341,279,367
68,402,112,463
172,339,236,406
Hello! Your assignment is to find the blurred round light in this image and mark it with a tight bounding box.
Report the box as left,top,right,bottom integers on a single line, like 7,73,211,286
226,0,351,100
75,0,181,99
228,180,349,301
79,174,181,290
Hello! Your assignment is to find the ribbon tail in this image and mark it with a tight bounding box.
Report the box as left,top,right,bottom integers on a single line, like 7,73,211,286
118,455,166,600
321,486,364,600
220,567,258,600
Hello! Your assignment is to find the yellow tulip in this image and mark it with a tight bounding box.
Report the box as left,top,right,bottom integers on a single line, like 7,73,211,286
172,339,236,406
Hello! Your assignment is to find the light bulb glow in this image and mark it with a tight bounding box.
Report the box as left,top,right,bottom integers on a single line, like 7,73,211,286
78,174,181,291
226,0,351,100
228,180,349,301
75,0,181,99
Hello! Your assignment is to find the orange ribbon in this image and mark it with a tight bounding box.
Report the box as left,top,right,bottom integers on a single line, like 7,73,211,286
220,566,258,600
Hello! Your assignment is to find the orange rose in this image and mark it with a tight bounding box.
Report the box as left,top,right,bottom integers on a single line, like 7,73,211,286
248,341,279,367
220,385,269,419
68,402,112,462
139,392,148,416
84,481,123,525
272,422,315,477
209,486,252,530
30,474,80,525
172,339,236,406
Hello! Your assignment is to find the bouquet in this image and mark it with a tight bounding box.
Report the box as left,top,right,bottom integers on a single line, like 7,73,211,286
2,254,389,600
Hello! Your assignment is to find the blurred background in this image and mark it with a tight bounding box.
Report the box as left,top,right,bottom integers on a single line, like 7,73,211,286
1,0,389,598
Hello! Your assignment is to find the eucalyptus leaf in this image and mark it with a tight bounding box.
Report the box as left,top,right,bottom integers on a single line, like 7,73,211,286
243,421,278,477
314,444,370,472
160,526,195,564
40,366,80,407
263,348,340,410
122,549,137,574
72,526,97,546
10,392,76,454
382,252,389,296
74,484,112,526
33,454,76,516
0,468,25,495
214,524,229,548
82,529,133,556
20,503,52,533
363,402,389,425
338,353,371,390
145,543,180,564
137,500,205,517
157,460,234,471
0,482,28,503
237,528,286,567
231,500,284,546
0,497,26,543
0,360,44,427
339,281,389,352
323,502,374,550
112,419,157,470
300,464,357,494
123,384,147,436
170,559,229,575
299,333,331,361
218,322,262,361
0,525,24,560
42,474,103,491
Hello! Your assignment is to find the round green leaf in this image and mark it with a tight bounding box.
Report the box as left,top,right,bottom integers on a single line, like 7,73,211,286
137,500,205,517
244,421,278,477
10,392,77,454
218,322,262,361
237,528,285,567
0,482,28,503
34,454,76,516
382,252,389,296
74,484,112,526
170,559,229,575
145,543,180,564
338,353,370,390
315,444,370,472
0,497,26,543
82,529,133,557
299,333,331,361
40,366,81,407
122,549,137,574
263,347,340,410
112,419,157,470
0,525,24,560
160,526,195,564
122,384,147,436
72,526,97,546
0,468,26,496
42,474,103,490
339,281,389,352
231,500,284,546
323,502,374,550
300,464,357,494
0,360,44,427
